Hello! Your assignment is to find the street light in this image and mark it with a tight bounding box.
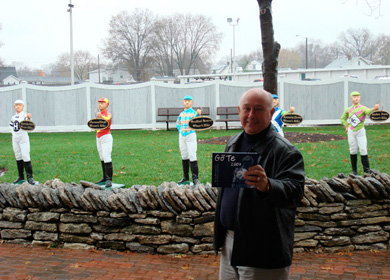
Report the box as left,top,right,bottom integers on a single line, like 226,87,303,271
296,35,308,69
227,18,240,79
67,0,75,85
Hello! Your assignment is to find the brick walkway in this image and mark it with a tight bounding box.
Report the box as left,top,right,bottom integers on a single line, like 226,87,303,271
1,244,390,279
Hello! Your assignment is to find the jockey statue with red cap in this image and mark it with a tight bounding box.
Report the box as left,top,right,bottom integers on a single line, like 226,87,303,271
95,97,113,188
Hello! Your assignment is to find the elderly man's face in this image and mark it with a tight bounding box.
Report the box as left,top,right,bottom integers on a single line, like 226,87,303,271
238,89,274,135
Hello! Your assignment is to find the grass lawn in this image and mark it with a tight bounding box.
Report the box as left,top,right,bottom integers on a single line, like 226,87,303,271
1,124,389,186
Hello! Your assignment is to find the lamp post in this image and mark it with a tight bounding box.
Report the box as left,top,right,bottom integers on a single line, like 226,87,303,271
227,18,240,79
296,35,308,69
67,0,75,85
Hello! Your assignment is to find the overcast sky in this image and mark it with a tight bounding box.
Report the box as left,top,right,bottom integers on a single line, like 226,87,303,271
1,0,389,69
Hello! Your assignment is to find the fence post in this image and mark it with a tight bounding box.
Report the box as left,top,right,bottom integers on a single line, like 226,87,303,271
279,79,285,109
215,81,221,129
86,83,91,121
344,79,349,117
151,82,156,130
22,84,27,112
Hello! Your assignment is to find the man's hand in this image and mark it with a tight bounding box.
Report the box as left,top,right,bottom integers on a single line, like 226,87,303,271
97,112,102,118
196,109,202,115
243,165,269,192
373,104,380,111
289,106,295,113
26,113,32,119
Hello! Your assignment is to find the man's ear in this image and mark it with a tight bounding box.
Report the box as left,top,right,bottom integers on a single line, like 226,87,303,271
238,105,241,113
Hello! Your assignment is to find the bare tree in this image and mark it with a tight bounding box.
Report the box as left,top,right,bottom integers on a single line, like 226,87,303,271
0,23,3,48
151,15,179,76
278,49,301,69
371,34,390,65
237,49,263,71
102,9,156,82
257,0,279,95
255,0,383,93
295,40,339,68
347,0,383,17
14,63,39,76
338,28,374,58
179,14,222,75
153,13,222,76
0,23,4,66
52,50,97,80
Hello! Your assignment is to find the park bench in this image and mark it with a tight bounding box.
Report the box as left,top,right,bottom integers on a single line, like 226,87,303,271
157,107,210,131
216,106,240,130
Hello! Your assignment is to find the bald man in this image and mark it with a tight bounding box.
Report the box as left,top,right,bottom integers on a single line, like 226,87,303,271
213,88,305,280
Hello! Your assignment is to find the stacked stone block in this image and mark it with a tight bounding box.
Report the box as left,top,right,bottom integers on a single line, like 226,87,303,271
0,169,390,254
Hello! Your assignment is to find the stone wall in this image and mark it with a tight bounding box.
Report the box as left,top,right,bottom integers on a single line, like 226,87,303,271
1,170,390,254
294,200,390,253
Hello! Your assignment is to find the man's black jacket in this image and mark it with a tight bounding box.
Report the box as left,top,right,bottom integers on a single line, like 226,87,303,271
213,125,305,269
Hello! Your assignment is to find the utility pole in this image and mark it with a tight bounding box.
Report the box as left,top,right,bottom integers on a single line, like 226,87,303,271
296,34,308,69
98,55,101,84
227,18,240,80
68,0,75,85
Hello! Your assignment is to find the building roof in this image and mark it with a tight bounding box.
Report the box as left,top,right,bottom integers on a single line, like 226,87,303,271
248,60,263,65
211,62,240,74
151,76,176,81
0,67,17,81
18,75,80,84
325,56,372,69
3,75,21,81
89,67,128,74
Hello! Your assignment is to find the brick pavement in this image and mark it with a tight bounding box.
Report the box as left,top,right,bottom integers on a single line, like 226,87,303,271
1,243,390,279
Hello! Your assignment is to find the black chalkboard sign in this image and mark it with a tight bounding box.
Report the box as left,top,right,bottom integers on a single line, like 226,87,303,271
281,113,303,125
188,116,214,130
87,118,109,130
20,120,35,131
369,110,389,122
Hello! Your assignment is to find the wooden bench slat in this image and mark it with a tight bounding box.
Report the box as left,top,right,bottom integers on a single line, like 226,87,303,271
216,106,240,130
157,107,210,130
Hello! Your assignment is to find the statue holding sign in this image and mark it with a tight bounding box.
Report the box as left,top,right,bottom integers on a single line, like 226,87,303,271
176,95,201,186
340,91,379,175
95,98,113,188
9,100,37,185
271,94,295,137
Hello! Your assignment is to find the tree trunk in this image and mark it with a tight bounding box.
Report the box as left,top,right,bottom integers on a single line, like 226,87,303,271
257,0,280,95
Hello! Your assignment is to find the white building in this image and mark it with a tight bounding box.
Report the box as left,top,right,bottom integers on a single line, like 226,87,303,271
245,60,263,71
2,75,21,85
2,75,80,85
89,68,135,84
150,76,176,84
325,56,372,69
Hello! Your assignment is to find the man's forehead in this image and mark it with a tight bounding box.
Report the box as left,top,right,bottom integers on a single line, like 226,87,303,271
241,96,268,106
241,103,267,110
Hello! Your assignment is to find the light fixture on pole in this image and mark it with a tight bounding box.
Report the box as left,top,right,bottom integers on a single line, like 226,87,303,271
227,18,240,79
67,0,75,85
296,34,308,69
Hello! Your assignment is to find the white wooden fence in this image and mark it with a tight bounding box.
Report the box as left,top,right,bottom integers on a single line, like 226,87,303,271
1,79,389,133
